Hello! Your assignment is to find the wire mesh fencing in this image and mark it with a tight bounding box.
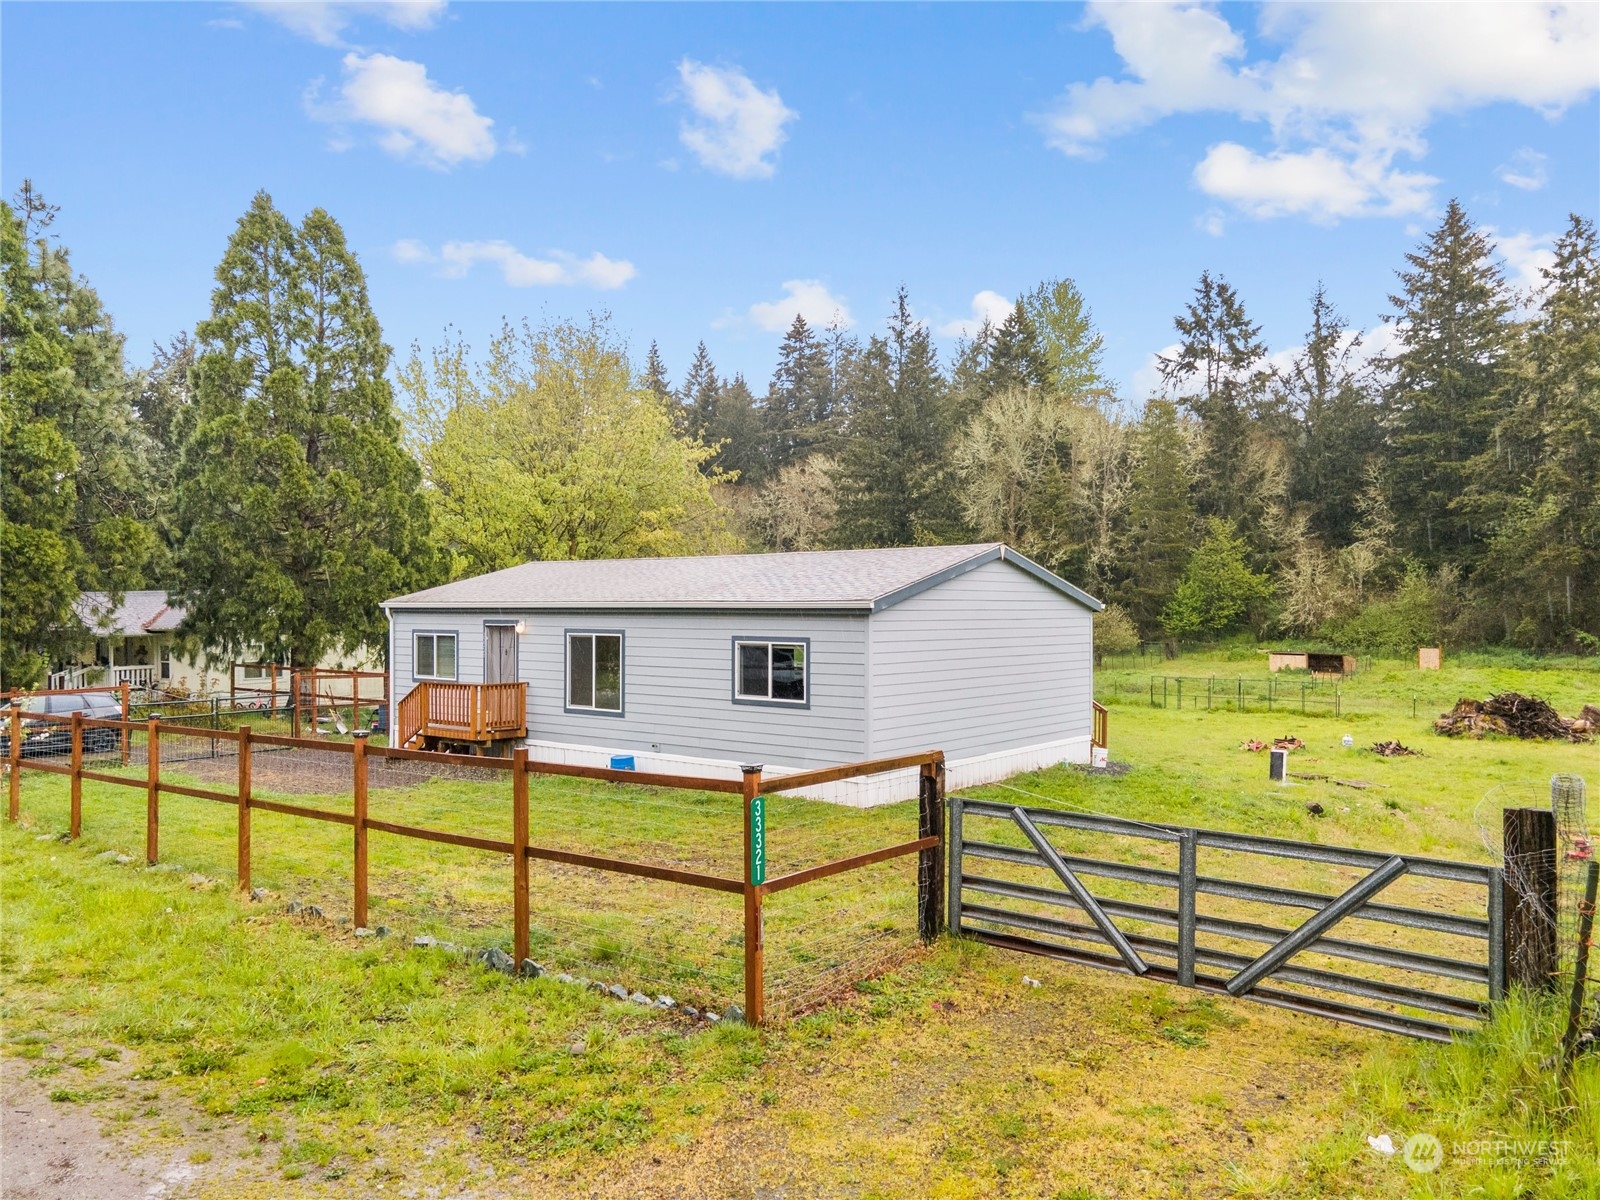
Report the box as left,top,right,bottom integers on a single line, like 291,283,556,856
5,715,943,1024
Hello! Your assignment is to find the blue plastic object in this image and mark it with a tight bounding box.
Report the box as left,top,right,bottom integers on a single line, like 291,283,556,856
609,754,636,771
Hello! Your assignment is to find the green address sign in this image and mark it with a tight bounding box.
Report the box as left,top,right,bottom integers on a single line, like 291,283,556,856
749,794,766,886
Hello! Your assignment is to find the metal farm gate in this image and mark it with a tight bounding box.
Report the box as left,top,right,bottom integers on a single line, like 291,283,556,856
948,796,1505,1041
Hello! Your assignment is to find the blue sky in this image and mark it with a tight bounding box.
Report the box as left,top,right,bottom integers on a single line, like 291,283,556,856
4,2,1597,400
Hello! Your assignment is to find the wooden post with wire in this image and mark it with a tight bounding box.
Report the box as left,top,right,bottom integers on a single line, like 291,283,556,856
120,680,131,765
237,724,252,891
512,748,529,966
69,711,83,840
1561,859,1599,1080
742,763,765,1025
145,715,161,865
352,731,369,928
1503,806,1559,993
8,704,22,821
917,754,946,942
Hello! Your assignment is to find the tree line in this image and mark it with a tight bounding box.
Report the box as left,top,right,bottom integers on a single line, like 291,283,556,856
2,183,1595,688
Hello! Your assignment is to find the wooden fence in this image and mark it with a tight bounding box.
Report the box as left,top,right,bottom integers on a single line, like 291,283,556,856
4,706,944,1025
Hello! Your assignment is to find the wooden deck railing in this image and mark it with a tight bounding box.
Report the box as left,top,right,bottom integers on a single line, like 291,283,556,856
396,681,528,749
1092,701,1109,750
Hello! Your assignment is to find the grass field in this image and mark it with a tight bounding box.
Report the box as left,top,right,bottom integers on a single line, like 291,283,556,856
2,654,1597,1198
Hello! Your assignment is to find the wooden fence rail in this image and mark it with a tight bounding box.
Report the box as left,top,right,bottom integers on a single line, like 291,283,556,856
3,705,943,1024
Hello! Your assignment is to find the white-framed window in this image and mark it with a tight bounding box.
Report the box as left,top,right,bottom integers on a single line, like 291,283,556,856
159,644,172,681
242,663,268,681
566,631,623,714
414,631,458,681
734,639,808,706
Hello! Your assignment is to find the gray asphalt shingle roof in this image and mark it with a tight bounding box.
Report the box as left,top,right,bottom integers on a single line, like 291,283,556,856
74,591,186,636
384,544,1102,613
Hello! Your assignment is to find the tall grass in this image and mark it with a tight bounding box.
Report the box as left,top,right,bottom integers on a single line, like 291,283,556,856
1312,990,1600,1197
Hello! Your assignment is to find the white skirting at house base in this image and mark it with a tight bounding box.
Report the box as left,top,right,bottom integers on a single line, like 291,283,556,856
519,735,1094,808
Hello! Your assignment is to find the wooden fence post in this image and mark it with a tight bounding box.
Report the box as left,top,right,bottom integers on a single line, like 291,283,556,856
8,704,22,821
1503,806,1559,993
120,681,130,766
742,764,765,1025
352,731,369,928
513,748,529,966
145,715,161,865
917,755,946,942
69,711,83,840
237,724,253,891
290,670,301,739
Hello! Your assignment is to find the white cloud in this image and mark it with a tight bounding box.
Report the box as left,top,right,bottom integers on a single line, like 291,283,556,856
1496,147,1549,191
676,59,797,180
245,1,447,47
1132,343,1180,401
745,280,851,332
1193,143,1436,221
1039,2,1599,222
936,290,1014,338
393,239,636,289
309,52,497,169
1489,227,1557,300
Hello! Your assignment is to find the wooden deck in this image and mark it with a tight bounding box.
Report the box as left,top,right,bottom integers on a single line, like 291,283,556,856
396,682,527,752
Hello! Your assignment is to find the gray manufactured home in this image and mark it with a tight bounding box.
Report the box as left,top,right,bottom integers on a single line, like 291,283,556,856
382,543,1102,806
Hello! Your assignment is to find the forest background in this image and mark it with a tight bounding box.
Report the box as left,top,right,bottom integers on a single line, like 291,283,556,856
3,182,1596,688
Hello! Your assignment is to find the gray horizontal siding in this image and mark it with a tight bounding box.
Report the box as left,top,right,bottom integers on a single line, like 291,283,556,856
388,608,867,768
867,558,1093,758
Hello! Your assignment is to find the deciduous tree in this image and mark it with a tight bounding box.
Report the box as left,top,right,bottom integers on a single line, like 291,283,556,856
403,314,736,576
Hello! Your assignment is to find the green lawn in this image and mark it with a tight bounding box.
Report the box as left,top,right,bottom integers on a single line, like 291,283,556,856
2,656,1597,1198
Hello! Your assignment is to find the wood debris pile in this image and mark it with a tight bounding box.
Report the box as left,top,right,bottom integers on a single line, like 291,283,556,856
1240,736,1305,752
1434,693,1595,743
1370,740,1422,757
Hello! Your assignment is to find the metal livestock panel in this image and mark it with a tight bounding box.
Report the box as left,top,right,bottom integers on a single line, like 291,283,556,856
949,796,1503,1042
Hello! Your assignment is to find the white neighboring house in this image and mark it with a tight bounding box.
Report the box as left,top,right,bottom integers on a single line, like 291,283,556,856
64,591,204,693
59,591,378,697
382,543,1104,806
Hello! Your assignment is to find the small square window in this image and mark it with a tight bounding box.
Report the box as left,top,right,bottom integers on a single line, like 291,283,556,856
414,632,458,680
734,640,807,705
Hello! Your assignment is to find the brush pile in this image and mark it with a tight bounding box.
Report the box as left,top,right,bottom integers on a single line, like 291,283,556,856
1371,740,1422,757
1434,693,1595,742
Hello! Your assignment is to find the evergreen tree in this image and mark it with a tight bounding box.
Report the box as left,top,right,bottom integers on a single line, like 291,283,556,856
0,182,154,687
1382,199,1515,565
1117,398,1194,636
764,314,836,472
679,340,719,446
944,319,996,430
1021,277,1112,402
1471,213,1600,645
176,192,434,666
1158,272,1274,522
1281,285,1382,544
1161,517,1273,637
644,340,672,404
707,373,767,483
831,289,958,546
134,332,197,586
983,301,1053,396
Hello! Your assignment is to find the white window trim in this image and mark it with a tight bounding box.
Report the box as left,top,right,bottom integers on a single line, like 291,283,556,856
413,631,459,681
732,638,810,708
565,630,624,716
